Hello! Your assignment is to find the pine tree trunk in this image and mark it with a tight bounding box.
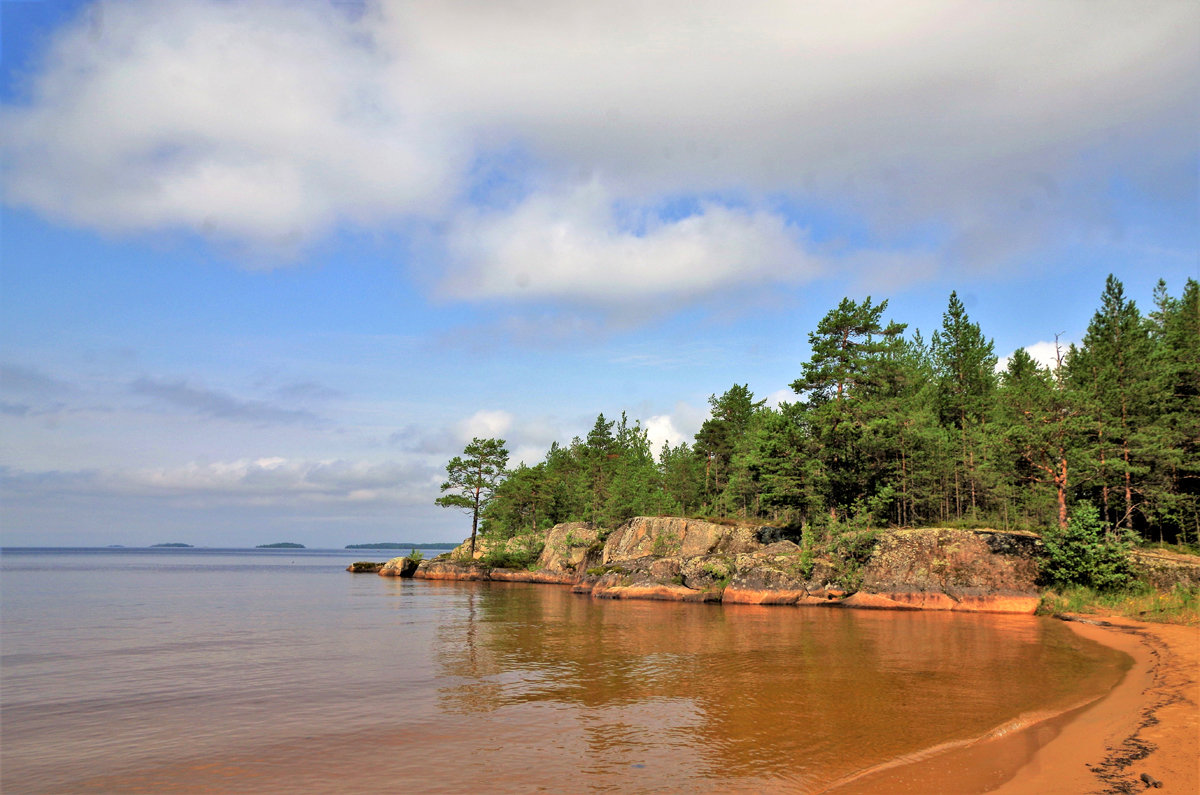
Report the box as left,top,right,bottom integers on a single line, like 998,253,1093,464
470,487,480,555
1055,457,1069,529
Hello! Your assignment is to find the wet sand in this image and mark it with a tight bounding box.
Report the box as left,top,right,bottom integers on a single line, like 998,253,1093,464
824,616,1198,794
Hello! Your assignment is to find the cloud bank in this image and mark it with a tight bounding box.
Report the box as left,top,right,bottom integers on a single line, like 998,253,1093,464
2,0,1195,298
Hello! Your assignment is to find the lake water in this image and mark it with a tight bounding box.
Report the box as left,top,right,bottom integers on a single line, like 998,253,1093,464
0,547,1129,793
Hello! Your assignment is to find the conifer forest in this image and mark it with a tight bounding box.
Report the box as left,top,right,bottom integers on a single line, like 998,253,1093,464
477,276,1200,546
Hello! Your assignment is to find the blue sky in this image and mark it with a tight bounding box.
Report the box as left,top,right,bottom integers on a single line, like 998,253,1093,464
1,0,1197,547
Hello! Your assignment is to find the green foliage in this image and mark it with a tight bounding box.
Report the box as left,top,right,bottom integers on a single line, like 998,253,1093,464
435,437,510,555
798,525,816,579
480,540,545,571
1037,582,1199,625
443,276,1199,547
405,549,424,563
1040,504,1135,591
826,522,880,591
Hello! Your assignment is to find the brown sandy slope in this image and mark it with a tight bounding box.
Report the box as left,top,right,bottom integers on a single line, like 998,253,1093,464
821,617,1198,794
992,618,1198,795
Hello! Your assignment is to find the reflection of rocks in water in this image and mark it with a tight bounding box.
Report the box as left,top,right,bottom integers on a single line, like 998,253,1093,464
427,582,1126,788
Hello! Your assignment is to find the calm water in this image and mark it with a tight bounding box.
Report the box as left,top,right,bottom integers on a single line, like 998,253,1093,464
1,548,1128,793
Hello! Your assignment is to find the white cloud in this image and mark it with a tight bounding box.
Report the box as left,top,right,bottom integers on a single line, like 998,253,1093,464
764,388,795,409
0,0,458,252
645,401,708,453
644,414,685,452
1023,341,1068,371
997,340,1069,372
509,445,547,468
1,0,1195,280
444,180,816,302
455,409,514,441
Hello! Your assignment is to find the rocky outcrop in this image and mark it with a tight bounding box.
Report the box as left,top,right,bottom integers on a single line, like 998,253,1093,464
378,557,419,577
403,517,1146,615
347,561,385,573
602,517,759,564
416,559,488,580
535,522,601,574
1131,548,1200,589
860,527,1039,593
449,533,545,565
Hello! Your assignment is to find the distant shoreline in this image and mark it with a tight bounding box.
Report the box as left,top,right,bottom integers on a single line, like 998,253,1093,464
345,543,457,550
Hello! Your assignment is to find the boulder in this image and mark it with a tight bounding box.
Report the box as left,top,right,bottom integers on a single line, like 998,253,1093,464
724,563,812,605
602,517,760,564
488,569,577,585
449,532,545,566
377,557,418,577
535,522,601,574
346,561,384,573
679,555,733,591
448,535,496,562
416,559,487,580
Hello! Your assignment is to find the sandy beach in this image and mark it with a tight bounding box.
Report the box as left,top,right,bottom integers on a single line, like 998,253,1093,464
994,617,1199,794
825,616,1198,794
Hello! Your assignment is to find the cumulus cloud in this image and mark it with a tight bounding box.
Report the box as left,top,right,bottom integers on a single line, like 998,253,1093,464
996,340,1070,373
1,0,1196,286
454,409,514,442
645,401,708,453
444,180,816,303
764,388,796,409
0,0,458,252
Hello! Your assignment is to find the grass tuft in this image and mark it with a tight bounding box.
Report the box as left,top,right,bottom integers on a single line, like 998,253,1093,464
1037,582,1200,625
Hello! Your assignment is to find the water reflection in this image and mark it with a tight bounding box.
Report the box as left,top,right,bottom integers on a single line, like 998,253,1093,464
430,582,1126,790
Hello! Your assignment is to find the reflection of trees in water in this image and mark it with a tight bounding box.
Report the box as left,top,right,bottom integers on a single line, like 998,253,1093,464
430,583,1123,785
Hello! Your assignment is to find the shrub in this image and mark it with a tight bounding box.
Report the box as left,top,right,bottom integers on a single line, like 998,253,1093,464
480,540,544,571
405,549,424,563
1040,505,1135,591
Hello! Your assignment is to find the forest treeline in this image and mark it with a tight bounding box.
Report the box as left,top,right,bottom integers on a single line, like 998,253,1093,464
477,276,1199,546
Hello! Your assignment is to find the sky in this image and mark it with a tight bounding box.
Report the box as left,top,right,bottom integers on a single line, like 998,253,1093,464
1,0,1197,547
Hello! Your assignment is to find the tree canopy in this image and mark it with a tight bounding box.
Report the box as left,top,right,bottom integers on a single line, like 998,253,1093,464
435,437,510,554
446,276,1198,549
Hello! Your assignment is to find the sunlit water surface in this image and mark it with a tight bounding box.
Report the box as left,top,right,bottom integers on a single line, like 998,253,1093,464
1,548,1128,793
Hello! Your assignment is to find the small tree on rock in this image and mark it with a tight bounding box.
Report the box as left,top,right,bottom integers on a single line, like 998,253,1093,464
436,437,510,556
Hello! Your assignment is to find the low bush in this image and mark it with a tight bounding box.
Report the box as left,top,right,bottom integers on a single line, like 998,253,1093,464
480,541,544,571
1040,505,1135,591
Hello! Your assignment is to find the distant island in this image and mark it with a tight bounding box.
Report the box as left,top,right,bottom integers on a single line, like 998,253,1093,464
345,542,457,550
256,542,305,549
151,543,193,548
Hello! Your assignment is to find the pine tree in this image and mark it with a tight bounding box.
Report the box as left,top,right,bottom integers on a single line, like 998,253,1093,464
1070,275,1155,530
1147,279,1200,543
436,437,510,555
996,346,1085,528
930,292,998,518
791,297,907,520
693,384,766,504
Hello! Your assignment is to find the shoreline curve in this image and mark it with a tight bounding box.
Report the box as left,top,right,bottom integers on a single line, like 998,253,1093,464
818,615,1198,794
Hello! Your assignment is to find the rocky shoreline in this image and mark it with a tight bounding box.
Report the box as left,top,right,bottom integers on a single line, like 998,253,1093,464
372,517,1064,614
